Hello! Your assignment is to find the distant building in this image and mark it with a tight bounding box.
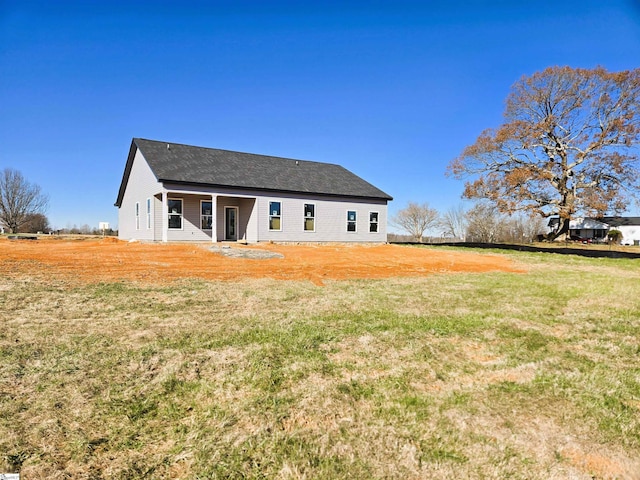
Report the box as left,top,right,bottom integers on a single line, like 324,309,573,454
548,216,640,245
600,216,640,246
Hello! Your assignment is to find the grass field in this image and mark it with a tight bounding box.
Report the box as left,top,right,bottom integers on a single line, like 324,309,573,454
1,245,639,479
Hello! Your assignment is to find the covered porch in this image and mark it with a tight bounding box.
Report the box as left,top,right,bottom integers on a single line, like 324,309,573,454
157,190,258,243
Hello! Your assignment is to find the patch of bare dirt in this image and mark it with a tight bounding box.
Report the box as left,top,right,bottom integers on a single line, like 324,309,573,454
0,237,524,285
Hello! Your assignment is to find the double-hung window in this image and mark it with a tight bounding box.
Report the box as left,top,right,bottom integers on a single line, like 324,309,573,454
304,204,315,231
146,198,152,229
135,202,140,230
201,201,213,230
168,198,183,229
369,212,379,233
269,201,281,231
347,210,357,232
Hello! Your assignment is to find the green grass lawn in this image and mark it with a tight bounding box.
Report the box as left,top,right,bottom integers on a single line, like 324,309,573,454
1,247,639,479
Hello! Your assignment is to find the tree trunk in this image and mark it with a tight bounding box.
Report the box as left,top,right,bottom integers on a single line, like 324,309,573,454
549,217,570,241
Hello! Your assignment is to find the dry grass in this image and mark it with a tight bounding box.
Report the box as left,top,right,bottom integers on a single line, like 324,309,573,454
1,245,639,479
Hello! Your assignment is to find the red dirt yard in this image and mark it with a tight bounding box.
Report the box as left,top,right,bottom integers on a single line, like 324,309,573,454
1,237,524,285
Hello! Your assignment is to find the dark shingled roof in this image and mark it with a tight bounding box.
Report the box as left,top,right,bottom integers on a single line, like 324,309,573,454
548,216,640,228
600,216,640,227
115,138,392,206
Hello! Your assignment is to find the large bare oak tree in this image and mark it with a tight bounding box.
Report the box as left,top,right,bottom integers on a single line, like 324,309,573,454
0,168,49,234
448,66,640,240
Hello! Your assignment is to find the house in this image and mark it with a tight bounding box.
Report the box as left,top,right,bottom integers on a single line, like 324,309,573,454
547,217,609,242
115,138,392,243
600,217,640,246
547,216,640,245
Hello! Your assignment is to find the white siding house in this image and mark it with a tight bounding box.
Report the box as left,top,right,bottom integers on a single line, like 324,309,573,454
115,138,392,243
601,217,640,246
547,216,640,245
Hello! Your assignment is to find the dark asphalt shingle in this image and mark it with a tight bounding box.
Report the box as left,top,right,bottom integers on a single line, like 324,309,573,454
134,138,392,200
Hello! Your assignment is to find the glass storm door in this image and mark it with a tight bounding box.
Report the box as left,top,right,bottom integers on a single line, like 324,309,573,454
225,207,238,241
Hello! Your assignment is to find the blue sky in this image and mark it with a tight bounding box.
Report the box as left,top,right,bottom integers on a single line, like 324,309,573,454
1,0,639,231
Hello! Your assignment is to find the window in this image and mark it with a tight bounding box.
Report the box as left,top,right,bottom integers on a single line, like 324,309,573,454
369,212,379,233
304,203,315,231
135,202,140,230
269,201,281,231
146,198,152,229
201,200,213,230
168,198,183,229
347,210,357,232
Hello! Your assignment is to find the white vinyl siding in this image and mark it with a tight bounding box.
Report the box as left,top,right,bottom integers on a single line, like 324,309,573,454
255,193,387,242
117,149,162,241
166,194,218,241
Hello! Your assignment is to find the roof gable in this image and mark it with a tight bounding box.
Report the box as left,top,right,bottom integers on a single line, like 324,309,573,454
114,140,139,207
118,138,392,203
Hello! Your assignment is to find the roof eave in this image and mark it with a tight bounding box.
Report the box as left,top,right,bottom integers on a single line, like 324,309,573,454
114,140,139,207
159,179,393,202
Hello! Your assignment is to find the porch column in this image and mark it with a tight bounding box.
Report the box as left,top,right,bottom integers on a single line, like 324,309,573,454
161,191,168,242
211,194,217,243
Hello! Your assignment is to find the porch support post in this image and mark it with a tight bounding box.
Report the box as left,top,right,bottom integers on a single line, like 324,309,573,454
161,190,168,242
211,194,217,243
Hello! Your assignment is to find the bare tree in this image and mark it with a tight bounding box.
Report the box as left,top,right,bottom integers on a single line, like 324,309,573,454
449,66,640,240
439,204,468,240
465,203,503,243
0,168,49,234
391,202,439,242
499,214,546,243
518,214,547,242
19,213,50,233
465,204,547,243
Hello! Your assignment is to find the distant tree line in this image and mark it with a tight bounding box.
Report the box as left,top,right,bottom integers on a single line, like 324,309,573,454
390,201,546,244
54,225,117,236
4,217,118,236
0,168,117,236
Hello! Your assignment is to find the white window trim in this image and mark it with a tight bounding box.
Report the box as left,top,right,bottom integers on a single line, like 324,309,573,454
201,200,213,231
168,198,183,230
347,210,357,233
269,200,282,232
303,203,316,232
146,198,152,230
135,202,140,230
369,211,379,233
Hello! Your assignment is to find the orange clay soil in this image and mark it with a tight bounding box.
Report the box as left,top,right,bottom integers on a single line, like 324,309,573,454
0,237,525,285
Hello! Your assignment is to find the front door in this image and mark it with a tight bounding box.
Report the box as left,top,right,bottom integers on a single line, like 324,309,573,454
225,207,238,241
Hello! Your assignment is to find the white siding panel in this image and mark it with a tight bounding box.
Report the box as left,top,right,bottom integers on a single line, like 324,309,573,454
153,194,163,240
256,193,387,243
118,150,162,241
167,195,212,241
619,225,640,244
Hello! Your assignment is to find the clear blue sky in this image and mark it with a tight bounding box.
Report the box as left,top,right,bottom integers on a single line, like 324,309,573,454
1,0,639,231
